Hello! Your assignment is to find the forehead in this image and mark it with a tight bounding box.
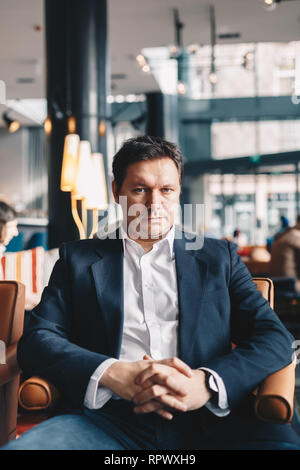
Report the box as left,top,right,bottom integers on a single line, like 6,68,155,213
125,157,180,183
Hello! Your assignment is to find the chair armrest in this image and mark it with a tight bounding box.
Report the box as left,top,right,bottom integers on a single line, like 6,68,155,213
18,376,61,411
19,362,296,424
253,362,295,424
0,343,20,387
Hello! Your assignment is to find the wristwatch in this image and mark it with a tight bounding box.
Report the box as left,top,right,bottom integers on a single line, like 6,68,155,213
204,370,219,405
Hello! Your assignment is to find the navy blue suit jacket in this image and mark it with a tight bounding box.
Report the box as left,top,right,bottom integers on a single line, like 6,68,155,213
18,228,294,411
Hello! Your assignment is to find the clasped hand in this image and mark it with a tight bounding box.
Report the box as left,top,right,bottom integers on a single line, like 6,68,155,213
101,355,212,420
133,355,212,420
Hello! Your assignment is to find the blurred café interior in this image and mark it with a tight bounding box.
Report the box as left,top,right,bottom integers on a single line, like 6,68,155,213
2,0,300,442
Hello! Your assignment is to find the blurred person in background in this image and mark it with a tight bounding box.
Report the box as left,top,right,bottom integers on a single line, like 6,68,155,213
274,215,290,242
232,229,248,248
270,214,300,292
0,201,18,258
267,215,290,253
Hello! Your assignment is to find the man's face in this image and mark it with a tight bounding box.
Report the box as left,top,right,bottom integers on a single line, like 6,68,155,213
1,219,18,246
112,157,181,240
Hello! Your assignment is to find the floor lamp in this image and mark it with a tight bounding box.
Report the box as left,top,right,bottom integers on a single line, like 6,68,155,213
60,134,108,239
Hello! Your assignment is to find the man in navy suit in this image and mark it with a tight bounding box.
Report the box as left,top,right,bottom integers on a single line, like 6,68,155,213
3,136,300,450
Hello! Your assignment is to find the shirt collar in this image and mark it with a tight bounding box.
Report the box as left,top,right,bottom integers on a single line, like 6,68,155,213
119,224,175,258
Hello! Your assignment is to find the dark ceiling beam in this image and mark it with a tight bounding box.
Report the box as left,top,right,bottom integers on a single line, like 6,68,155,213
184,150,300,176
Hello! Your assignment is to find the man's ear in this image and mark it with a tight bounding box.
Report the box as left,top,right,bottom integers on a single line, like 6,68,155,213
112,180,119,203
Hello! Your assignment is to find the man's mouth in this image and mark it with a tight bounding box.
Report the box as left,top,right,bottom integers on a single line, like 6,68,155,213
146,217,166,222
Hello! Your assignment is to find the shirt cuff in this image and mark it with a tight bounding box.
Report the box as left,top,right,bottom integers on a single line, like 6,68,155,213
84,358,119,409
200,367,231,417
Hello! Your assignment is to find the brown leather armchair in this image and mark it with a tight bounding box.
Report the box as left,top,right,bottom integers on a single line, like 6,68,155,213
0,281,25,447
17,278,296,427
250,278,295,424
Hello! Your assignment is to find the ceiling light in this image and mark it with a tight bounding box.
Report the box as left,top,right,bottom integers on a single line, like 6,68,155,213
169,45,181,58
98,120,106,137
142,64,150,73
136,54,146,66
186,44,199,55
44,116,52,135
68,115,76,134
242,51,255,70
261,0,278,11
115,94,125,103
135,95,146,102
3,112,20,133
209,72,217,85
177,81,187,95
126,94,137,102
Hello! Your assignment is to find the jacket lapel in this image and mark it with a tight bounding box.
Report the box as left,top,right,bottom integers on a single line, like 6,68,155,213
91,235,124,357
90,228,210,363
174,230,209,365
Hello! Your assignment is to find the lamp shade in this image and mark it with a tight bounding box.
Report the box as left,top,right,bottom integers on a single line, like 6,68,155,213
86,153,108,209
73,140,92,200
60,134,80,191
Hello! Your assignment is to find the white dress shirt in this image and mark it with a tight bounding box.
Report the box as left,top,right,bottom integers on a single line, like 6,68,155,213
84,226,230,417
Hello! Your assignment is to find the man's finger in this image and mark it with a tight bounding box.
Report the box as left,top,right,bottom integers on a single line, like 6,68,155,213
135,392,187,413
133,399,165,415
133,384,169,405
156,357,193,378
133,383,176,406
153,393,187,412
134,388,187,413
135,364,160,385
154,408,173,420
133,395,185,415
136,364,176,387
140,377,156,389
134,401,173,420
142,355,192,378
137,369,188,396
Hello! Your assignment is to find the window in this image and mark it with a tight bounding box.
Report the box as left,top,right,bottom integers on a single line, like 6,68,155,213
212,120,300,159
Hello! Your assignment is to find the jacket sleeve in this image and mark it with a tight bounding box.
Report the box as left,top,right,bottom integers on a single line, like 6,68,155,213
17,243,113,408
202,241,295,409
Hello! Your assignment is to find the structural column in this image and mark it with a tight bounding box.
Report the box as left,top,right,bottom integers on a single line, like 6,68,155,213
45,0,109,248
146,92,179,144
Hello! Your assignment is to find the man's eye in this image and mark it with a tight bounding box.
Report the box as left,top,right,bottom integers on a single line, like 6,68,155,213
133,188,145,193
162,188,172,192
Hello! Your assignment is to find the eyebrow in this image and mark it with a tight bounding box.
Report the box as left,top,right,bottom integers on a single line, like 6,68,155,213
131,181,148,186
131,181,177,187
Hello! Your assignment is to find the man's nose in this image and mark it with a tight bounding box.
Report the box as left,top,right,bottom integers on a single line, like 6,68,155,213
146,190,162,208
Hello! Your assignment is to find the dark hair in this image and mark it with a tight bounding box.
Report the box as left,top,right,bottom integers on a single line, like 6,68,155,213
0,201,17,243
112,136,184,192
